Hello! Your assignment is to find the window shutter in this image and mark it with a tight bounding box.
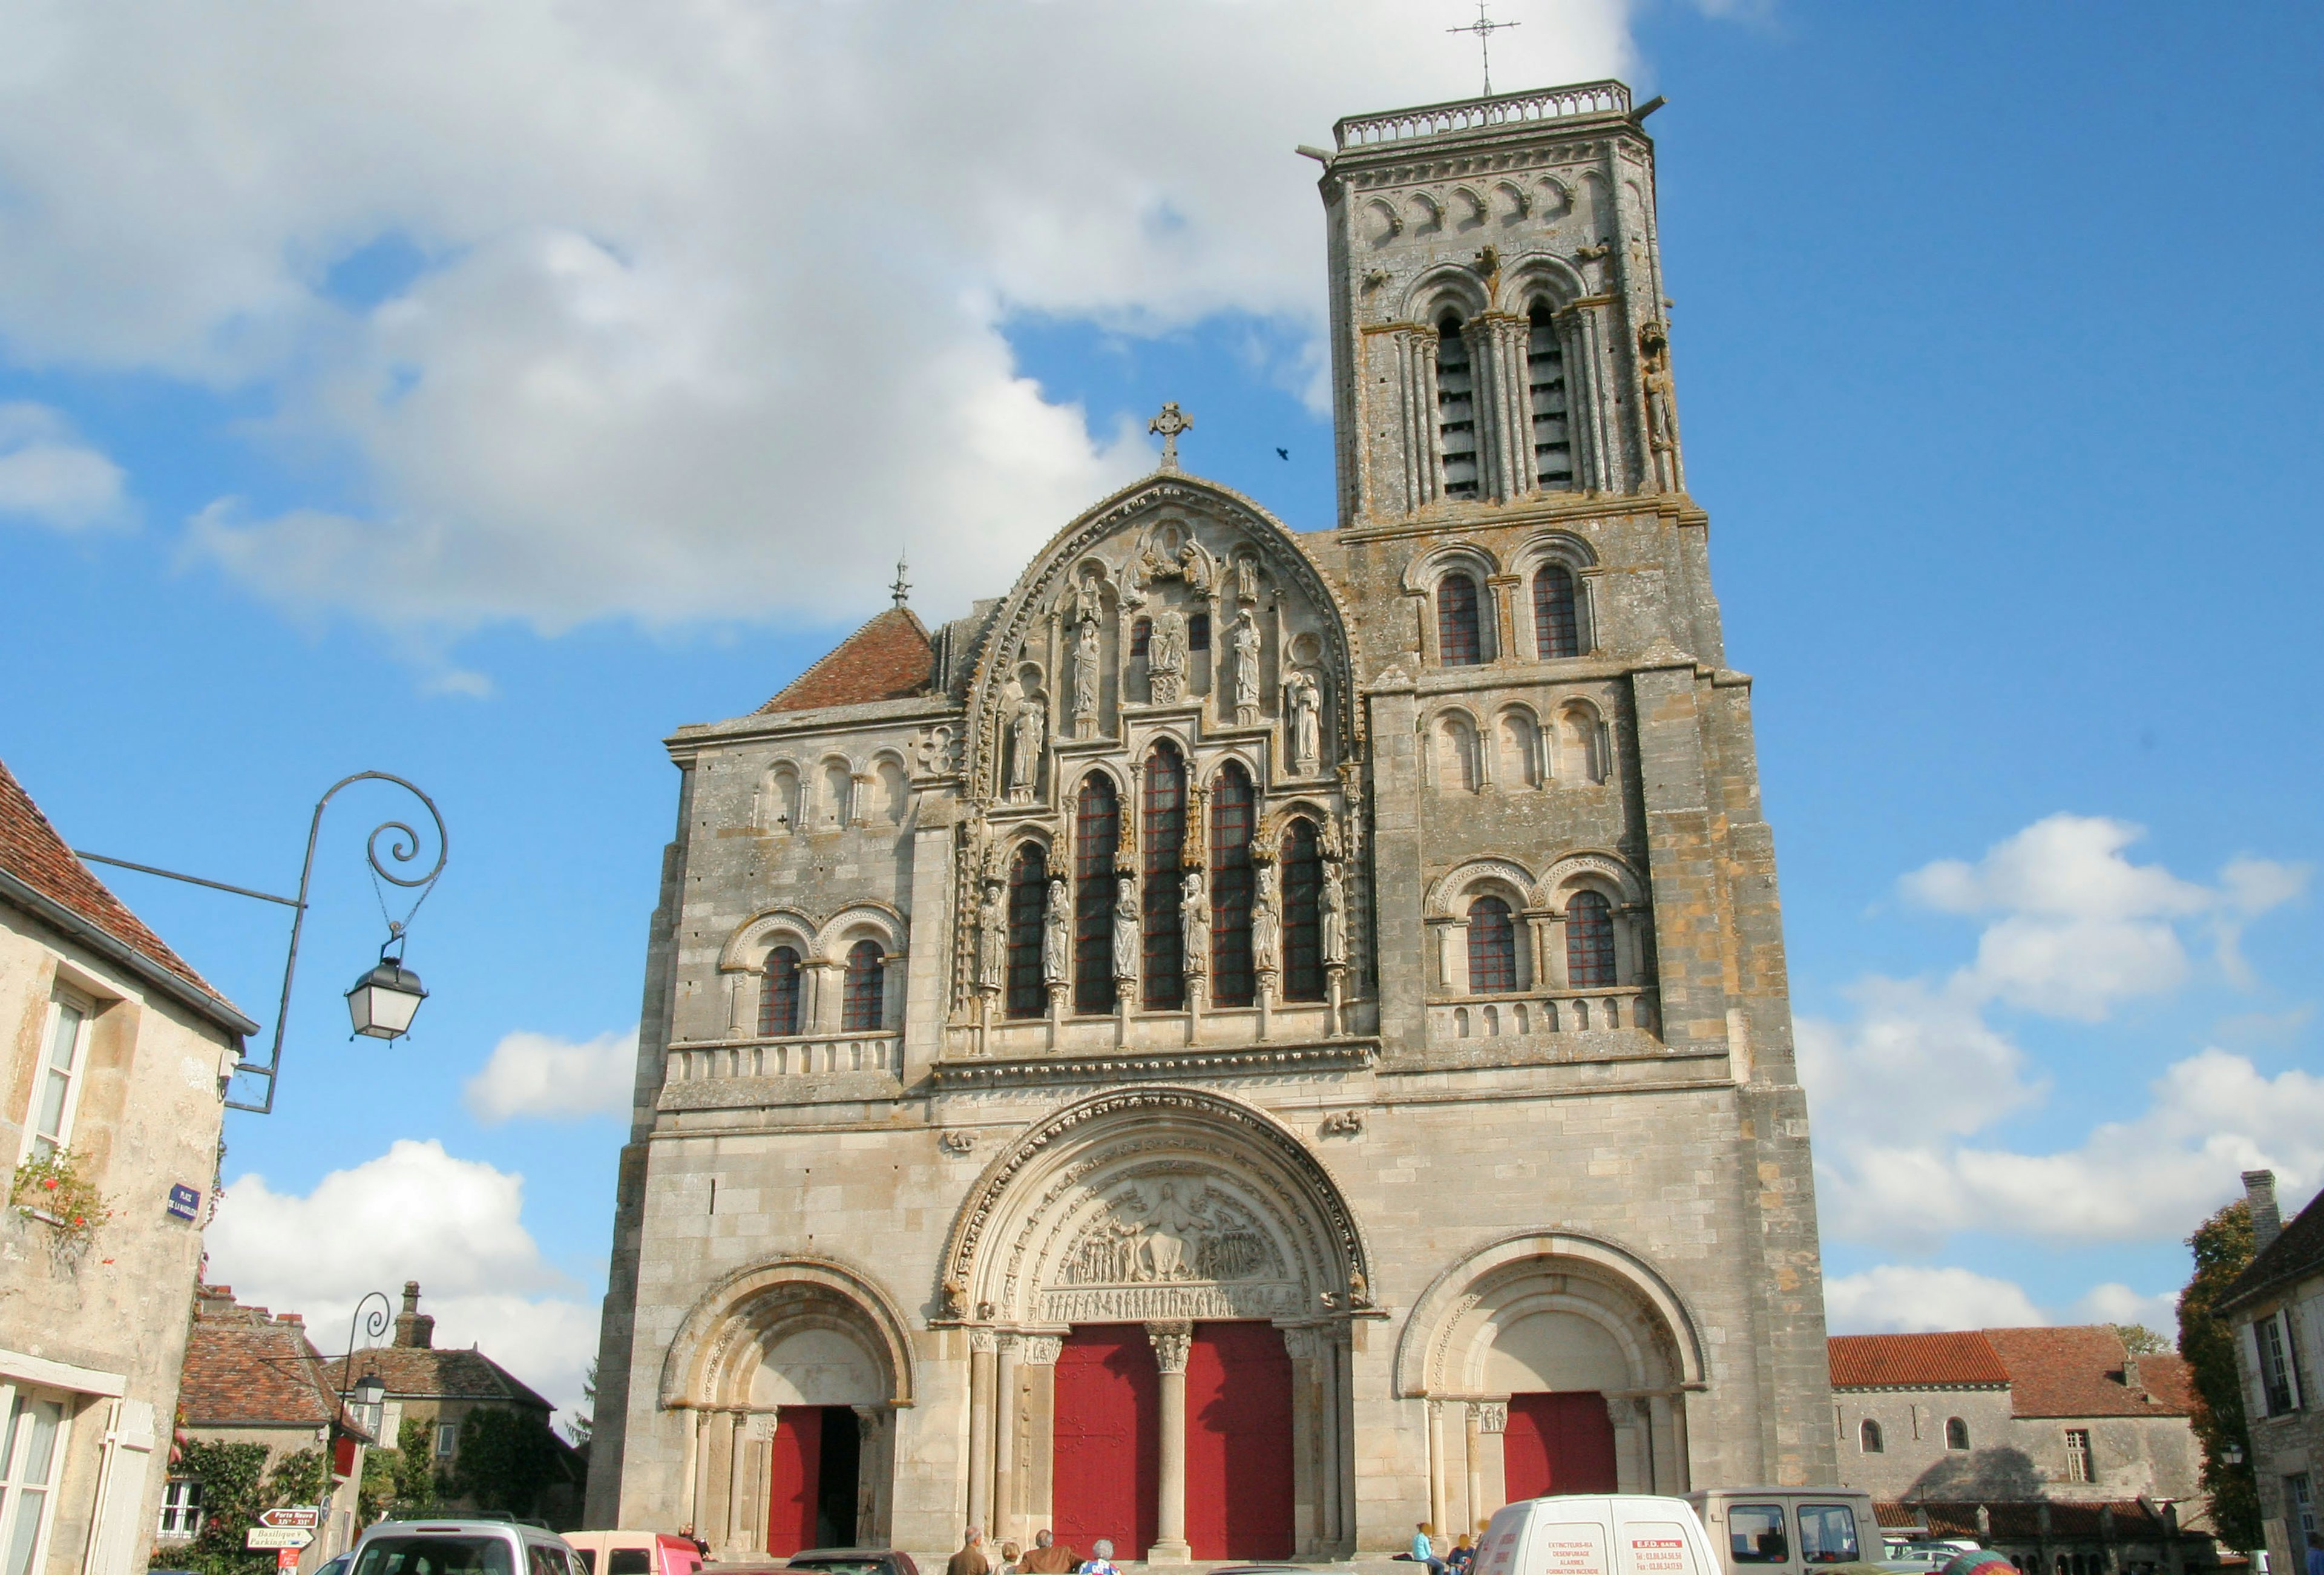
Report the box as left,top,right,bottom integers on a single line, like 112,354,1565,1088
2281,1311,2305,1411
2243,1320,2271,1418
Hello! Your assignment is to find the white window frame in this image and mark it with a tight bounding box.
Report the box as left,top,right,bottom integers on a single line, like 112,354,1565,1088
2260,1310,2304,1415
157,1478,205,1540
2063,1427,2093,1484
436,1421,458,1458
0,1381,74,1575
19,989,94,1165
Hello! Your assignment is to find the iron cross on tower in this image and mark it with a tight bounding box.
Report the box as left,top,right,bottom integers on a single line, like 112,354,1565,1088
1448,0,1520,97
1149,402,1193,472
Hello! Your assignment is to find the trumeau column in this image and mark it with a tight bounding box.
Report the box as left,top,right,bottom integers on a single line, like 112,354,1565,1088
1147,1322,1193,1563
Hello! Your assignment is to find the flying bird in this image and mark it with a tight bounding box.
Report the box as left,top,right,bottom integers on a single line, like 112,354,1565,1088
1275,447,1289,461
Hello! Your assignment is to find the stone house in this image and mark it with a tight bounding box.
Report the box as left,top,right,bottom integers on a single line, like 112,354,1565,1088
172,1286,372,1572
2221,1171,2324,1574
322,1281,583,1525
0,758,257,1575
588,78,1835,1562
1831,1327,2213,1574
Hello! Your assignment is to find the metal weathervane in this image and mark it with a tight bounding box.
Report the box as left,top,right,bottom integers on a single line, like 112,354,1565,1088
1449,0,1520,97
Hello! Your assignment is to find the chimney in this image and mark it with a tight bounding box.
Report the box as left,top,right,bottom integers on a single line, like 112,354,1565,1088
393,1280,435,1349
2123,1351,2142,1395
2245,1170,2283,1252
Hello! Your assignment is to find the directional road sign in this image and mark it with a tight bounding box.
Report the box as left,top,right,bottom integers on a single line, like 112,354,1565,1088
260,1508,321,1529
246,1528,314,1550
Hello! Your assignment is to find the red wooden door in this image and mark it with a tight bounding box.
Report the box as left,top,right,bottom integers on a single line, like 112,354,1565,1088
766,1405,824,1556
1184,1323,1295,1559
1503,1392,1618,1500
1052,1326,1159,1559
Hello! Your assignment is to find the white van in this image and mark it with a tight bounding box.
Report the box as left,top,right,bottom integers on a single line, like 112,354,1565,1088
1683,1488,1881,1575
1475,1494,1727,1575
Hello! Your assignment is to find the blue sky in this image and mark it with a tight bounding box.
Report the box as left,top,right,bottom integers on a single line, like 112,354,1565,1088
2,1,2319,1417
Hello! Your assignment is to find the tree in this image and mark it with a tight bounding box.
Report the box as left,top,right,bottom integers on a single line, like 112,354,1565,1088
562,1360,598,1447
165,1439,272,1575
2179,1197,2260,1551
453,1409,570,1517
2113,1322,2170,1355
394,1416,439,1510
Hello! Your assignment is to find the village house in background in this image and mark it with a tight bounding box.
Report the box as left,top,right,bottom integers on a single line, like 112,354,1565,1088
2222,1171,2323,1575
1830,1326,2215,1573
169,1286,372,1570
0,758,257,1575
322,1281,585,1527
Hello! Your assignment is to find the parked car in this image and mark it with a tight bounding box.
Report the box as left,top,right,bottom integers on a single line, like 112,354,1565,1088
1685,1488,1882,1575
563,1531,705,1575
1478,1493,1726,1575
349,1514,585,1575
784,1549,924,1575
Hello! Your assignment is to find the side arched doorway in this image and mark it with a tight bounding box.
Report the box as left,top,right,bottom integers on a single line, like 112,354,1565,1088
657,1260,914,1560
940,1087,1373,1562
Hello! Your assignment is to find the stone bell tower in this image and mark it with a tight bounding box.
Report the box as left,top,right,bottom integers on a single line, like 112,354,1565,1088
1315,82,1682,524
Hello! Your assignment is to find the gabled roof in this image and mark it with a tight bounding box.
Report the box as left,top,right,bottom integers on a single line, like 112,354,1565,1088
757,607,934,714
180,1286,368,1435
323,1346,554,1413
2222,1183,2324,1314
1981,1326,2194,1417
0,757,254,1036
1829,1330,2009,1389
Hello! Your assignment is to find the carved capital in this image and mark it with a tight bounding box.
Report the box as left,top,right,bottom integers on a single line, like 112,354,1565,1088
744,1410,781,1442
1472,1401,1508,1435
1020,1335,1064,1367
969,1326,999,1355
1146,1320,1193,1374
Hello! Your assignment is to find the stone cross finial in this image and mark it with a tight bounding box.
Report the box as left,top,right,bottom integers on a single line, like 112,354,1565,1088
1149,402,1193,472
1447,0,1519,97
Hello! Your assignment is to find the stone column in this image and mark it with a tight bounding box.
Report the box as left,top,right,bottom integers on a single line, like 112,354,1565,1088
1462,1403,1483,1540
1019,1336,1063,1540
1147,1321,1193,1563
1470,1402,1507,1530
688,1409,712,1547
1408,331,1445,507
967,1329,997,1531
993,1335,1021,1548
1485,573,1521,665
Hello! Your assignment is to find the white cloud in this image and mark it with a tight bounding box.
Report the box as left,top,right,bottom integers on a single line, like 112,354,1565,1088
0,403,128,530
464,1025,637,1124
0,1,1635,635
1825,1266,2047,1334
2072,1283,2178,1335
206,1139,597,1411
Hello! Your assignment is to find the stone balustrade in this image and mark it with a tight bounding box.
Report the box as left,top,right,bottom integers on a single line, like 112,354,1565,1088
1428,985,1658,1043
666,1030,901,1082
1334,81,1631,149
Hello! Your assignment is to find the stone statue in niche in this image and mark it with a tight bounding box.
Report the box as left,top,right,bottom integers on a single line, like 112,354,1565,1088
976,882,1007,992
1234,554,1259,606
1074,574,1104,628
1322,861,1347,968
1147,608,1189,704
1071,616,1101,735
1284,668,1321,775
1228,608,1263,726
1180,870,1209,979
1042,876,1071,988
1111,879,1140,984
1252,860,1281,976
1007,695,1045,803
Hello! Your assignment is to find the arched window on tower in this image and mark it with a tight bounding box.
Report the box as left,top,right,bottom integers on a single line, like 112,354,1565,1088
1141,745,1186,1010
1859,1419,1885,1455
1436,572,1482,666
1528,300,1573,490
1946,1417,1971,1451
1209,763,1256,1007
1566,891,1616,987
1005,843,1048,1019
759,945,802,1037
1074,774,1120,1014
1467,895,1517,993
1280,819,1325,1002
842,939,885,1031
1534,563,1581,658
1437,314,1479,499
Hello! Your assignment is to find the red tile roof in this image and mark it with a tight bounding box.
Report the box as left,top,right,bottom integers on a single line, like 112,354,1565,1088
0,757,243,1020
1983,1326,2194,1417
1830,1330,2010,1389
323,1347,553,1413
758,607,933,714
180,1286,366,1435
1877,1502,2184,1540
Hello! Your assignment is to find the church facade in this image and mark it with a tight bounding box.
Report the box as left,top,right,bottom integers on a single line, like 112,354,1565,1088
585,79,1836,1559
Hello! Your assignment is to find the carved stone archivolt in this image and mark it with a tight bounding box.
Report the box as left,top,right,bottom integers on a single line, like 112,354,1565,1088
937,1085,1374,1328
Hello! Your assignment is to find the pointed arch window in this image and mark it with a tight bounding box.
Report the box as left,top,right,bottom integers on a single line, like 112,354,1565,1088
842,939,885,1031
1074,774,1120,1014
1209,763,1256,1007
1005,843,1049,1019
1280,819,1325,1002
759,945,803,1037
1437,314,1479,499
1467,896,1517,993
1534,563,1580,659
1528,300,1573,490
1566,890,1616,987
1141,744,1186,1010
1436,573,1482,666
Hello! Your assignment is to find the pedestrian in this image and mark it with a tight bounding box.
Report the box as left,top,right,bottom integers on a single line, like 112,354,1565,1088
949,1527,993,1575
1078,1538,1120,1575
1413,1522,1449,1575
681,1525,709,1558
2307,1532,2324,1575
1022,1531,1078,1574
1449,1533,1476,1573
999,1542,1023,1575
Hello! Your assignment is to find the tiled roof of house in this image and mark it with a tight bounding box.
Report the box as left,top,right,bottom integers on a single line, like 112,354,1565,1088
757,607,933,714
180,1286,366,1435
323,1346,554,1412
1829,1331,2010,1389
0,758,243,1021
1982,1326,2194,1417
2223,1183,2324,1313
1879,1502,2189,1541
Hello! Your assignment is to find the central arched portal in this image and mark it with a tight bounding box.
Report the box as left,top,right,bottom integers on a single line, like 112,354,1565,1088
941,1087,1371,1562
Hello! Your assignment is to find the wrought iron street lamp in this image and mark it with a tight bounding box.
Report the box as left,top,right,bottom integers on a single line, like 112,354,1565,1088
77,771,448,1113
